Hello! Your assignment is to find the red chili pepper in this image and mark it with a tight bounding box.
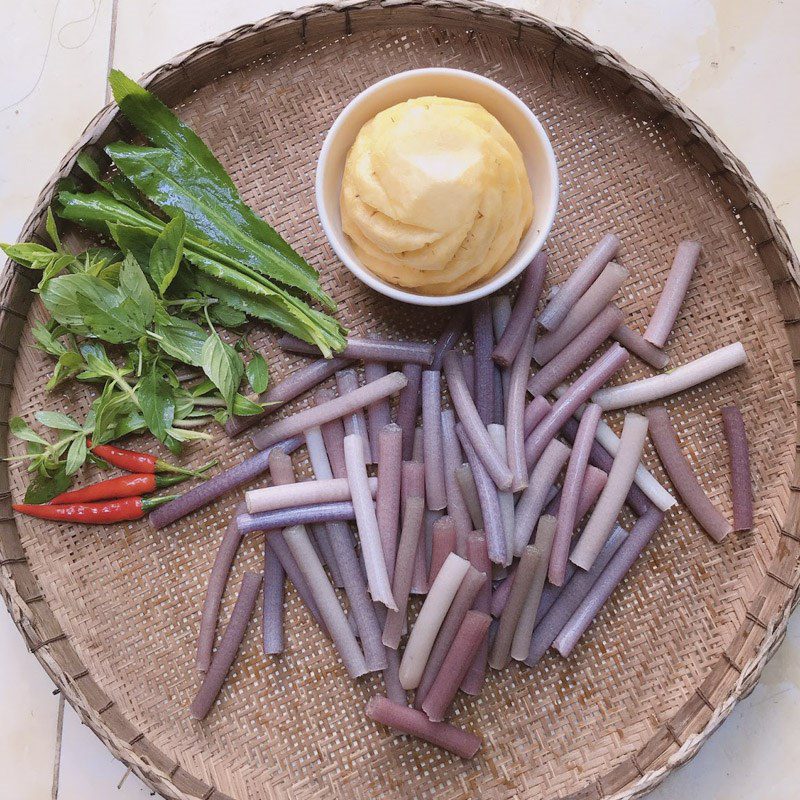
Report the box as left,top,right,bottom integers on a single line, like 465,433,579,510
49,472,191,505
13,495,178,524
87,440,211,477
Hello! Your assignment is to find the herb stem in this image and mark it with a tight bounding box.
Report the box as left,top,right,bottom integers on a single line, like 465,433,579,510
173,417,212,429
164,297,217,308
113,374,139,406
192,397,227,408
175,369,201,383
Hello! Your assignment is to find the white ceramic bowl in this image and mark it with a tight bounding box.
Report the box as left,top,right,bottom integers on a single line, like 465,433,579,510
315,68,559,307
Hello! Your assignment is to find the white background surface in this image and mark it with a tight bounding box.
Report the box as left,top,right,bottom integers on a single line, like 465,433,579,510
1,1,798,798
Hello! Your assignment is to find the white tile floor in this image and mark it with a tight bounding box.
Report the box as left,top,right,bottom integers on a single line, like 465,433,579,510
1,1,798,798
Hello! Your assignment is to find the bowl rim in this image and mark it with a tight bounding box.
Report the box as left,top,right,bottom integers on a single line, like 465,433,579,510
315,66,560,307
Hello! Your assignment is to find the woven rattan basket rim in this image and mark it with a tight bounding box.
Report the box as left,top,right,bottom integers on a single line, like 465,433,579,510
1,3,798,799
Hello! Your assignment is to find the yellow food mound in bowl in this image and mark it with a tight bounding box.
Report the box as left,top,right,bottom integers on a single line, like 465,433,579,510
340,97,534,295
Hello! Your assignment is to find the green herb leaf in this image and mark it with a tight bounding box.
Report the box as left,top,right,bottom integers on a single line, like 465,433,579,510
166,426,212,443
1,242,57,267
32,322,66,356
91,383,136,444
232,393,265,416
9,417,49,445
65,435,87,475
78,347,130,383
107,223,154,272
39,272,115,333
78,341,111,365
24,468,72,504
45,208,64,252
77,291,147,343
56,191,346,356
56,190,160,235
137,362,175,441
189,378,217,397
0,242,78,281
211,409,228,426
46,351,85,390
201,332,243,410
75,151,158,219
245,353,269,394
154,313,206,367
172,390,197,419
68,257,154,344
119,254,156,323
188,258,345,356
109,409,147,441
40,254,78,285
210,301,246,328
26,440,46,457
81,247,124,278
109,70,239,196
149,210,185,295
108,69,317,280
34,411,83,431
106,142,331,306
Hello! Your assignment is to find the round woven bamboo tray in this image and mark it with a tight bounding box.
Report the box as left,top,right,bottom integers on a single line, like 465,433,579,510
1,2,798,798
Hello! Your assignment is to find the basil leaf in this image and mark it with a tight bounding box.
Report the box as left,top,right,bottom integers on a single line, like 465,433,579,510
211,409,228,426
78,348,130,383
137,363,175,441
166,426,212,443
172,390,196,419
35,411,83,431
62,256,153,344
107,223,154,272
77,291,147,343
46,351,85,390
45,350,84,392
232,393,265,416
9,417,49,445
48,438,73,463
1,242,57,267
65,435,88,475
154,314,206,367
31,322,66,356
45,208,64,252
78,341,111,366
82,247,124,277
110,409,147,441
149,211,185,295
24,469,72,504
201,332,243,410
189,378,217,397
24,441,45,465
40,272,115,332
210,301,246,328
56,191,346,356
246,353,269,394
91,384,136,444
0,242,76,281
106,142,329,306
119,254,155,324
40,254,78,285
